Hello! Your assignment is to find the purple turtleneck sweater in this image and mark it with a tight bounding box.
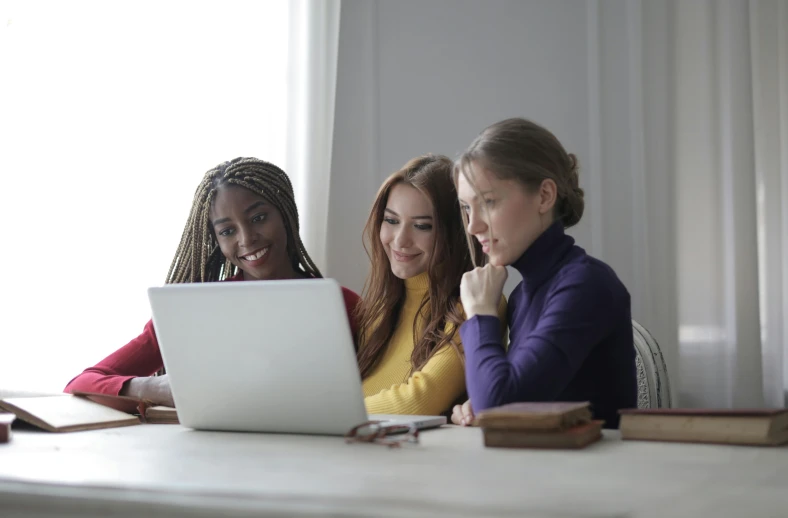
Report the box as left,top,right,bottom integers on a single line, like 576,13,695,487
460,222,637,429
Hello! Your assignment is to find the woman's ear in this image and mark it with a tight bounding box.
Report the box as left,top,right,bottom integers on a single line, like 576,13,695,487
538,179,558,215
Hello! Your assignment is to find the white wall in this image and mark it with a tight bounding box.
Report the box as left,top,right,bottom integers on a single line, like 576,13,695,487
328,0,679,404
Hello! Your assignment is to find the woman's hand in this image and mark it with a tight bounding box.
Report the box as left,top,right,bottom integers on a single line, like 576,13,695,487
460,264,508,319
451,400,475,426
122,375,175,407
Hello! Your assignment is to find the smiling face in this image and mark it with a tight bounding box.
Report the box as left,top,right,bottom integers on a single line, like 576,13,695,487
379,183,436,279
209,184,297,281
457,164,555,266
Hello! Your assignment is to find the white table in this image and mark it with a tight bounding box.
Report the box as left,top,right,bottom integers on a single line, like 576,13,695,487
0,424,786,518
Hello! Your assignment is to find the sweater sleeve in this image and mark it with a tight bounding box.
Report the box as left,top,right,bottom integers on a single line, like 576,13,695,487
461,268,616,413
364,298,507,416
63,319,163,396
363,338,465,416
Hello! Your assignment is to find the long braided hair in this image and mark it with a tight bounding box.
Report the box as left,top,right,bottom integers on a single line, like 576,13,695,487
166,157,322,284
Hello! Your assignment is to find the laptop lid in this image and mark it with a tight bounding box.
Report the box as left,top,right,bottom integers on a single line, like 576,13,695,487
148,278,368,436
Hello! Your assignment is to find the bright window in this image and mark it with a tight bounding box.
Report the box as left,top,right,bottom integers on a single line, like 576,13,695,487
0,0,289,391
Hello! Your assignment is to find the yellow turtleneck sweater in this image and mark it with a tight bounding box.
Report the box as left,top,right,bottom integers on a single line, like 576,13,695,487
362,271,507,416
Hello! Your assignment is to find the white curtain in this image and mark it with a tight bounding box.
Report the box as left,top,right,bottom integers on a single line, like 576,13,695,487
670,0,787,408
286,0,342,272
515,0,788,409
550,0,788,409
750,0,788,408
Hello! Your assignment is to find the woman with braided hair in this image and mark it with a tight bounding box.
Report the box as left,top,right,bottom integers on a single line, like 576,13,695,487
65,157,360,406
451,118,636,429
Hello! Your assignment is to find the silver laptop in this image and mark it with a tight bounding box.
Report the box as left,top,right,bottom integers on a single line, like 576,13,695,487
147,279,446,435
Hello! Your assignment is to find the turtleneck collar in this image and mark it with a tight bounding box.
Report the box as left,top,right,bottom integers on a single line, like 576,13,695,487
511,221,575,292
404,270,430,293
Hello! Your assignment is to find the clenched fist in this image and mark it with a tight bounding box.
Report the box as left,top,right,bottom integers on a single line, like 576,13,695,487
460,264,508,319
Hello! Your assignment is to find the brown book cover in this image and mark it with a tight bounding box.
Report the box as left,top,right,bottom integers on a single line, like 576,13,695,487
476,402,593,431
619,408,788,446
483,420,604,449
0,413,15,443
0,395,140,433
144,405,179,424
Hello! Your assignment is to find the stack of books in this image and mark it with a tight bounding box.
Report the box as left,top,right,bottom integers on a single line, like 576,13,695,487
475,402,603,449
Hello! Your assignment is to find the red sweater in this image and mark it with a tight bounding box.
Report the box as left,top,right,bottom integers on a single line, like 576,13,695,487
64,275,362,396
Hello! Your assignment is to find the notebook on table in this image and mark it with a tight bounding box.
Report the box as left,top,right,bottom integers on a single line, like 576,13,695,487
0,392,177,433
